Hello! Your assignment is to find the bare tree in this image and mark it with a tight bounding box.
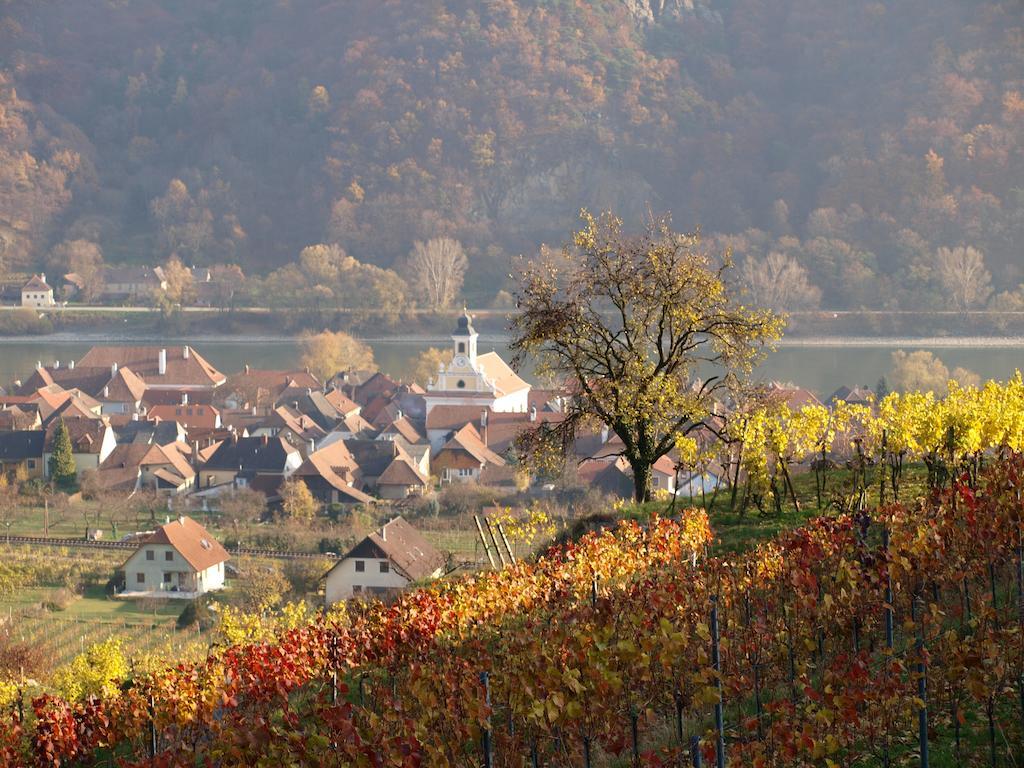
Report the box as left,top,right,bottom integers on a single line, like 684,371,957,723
934,246,991,311
740,252,821,313
408,237,467,310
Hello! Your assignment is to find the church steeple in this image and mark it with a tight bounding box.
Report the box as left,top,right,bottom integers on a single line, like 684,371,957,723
451,307,478,364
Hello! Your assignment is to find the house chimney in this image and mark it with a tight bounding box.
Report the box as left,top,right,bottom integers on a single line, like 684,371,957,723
68,360,74,370
244,363,250,374
309,439,315,453
36,361,41,370
396,409,403,420
53,360,60,369
158,348,167,376
529,406,537,423
181,393,188,405
306,387,312,396
111,362,118,376
13,380,21,389
381,524,386,541
102,385,109,399
600,424,609,443
251,405,257,416
262,434,268,446
179,515,186,525
182,345,190,359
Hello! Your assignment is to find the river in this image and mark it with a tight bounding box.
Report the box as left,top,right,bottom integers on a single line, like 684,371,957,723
0,333,1021,398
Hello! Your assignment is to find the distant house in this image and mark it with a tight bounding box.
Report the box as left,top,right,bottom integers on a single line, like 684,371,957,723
121,516,229,598
219,365,320,409
0,430,45,478
99,442,195,494
198,435,301,489
76,346,226,391
432,423,506,485
829,385,875,408
43,419,116,477
376,456,430,499
651,455,678,494
21,274,54,308
292,440,374,506
148,401,222,430
99,265,167,302
324,517,445,605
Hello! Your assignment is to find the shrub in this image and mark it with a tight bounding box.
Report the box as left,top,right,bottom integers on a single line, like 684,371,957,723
177,596,216,632
0,308,52,335
42,587,77,612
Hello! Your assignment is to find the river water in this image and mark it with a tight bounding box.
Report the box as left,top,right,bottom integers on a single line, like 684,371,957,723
0,334,1021,398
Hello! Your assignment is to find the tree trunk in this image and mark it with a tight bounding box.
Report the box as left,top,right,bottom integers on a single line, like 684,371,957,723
632,461,652,503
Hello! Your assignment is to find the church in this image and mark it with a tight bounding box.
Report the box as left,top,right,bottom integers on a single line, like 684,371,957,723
424,311,530,414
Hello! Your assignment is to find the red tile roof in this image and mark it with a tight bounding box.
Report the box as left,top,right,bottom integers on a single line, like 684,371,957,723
78,346,226,387
143,516,229,572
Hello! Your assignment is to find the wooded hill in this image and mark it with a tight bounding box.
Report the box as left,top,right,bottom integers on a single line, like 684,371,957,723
1,0,1022,308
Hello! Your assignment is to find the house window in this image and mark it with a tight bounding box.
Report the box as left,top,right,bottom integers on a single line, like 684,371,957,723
456,380,466,388
163,572,172,583
354,560,365,572
352,585,362,594
146,550,155,561
176,408,182,416
26,460,35,469
458,342,465,353
165,551,174,561
459,468,473,477
652,476,660,487
136,573,145,584
379,561,389,574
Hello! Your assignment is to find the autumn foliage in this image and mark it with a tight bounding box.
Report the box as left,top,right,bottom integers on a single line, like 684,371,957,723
4,453,1024,765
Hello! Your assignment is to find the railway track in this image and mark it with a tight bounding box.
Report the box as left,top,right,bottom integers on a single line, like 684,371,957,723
0,534,326,560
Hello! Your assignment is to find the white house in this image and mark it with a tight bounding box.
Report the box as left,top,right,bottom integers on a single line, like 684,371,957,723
121,516,229,599
424,311,530,415
324,517,445,605
21,274,55,308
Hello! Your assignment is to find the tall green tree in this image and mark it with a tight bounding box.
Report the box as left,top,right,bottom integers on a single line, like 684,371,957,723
511,211,782,502
48,419,78,491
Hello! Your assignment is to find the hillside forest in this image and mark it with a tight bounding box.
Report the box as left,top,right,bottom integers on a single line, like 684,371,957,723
1,0,1023,309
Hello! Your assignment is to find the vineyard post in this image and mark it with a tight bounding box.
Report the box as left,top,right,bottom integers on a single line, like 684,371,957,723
148,694,157,761
990,562,1000,631
480,671,493,768
630,705,640,767
883,528,894,650
330,634,338,705
530,738,539,768
710,597,725,768
674,691,685,746
691,736,702,767
359,673,366,707
1018,539,1024,737
591,574,598,609
583,734,592,768
915,595,929,768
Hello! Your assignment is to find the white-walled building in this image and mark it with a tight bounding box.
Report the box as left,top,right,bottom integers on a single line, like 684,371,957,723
424,311,530,415
21,274,55,307
324,517,445,605
121,516,229,599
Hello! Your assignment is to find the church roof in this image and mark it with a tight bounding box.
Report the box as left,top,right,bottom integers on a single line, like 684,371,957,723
475,352,529,397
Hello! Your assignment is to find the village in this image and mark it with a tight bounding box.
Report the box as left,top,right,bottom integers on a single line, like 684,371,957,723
0,306,875,617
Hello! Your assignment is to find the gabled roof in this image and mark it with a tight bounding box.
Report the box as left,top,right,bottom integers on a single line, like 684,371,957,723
140,516,229,572
44,419,109,454
0,430,45,461
0,406,40,431
322,388,360,416
343,438,407,479
104,367,147,403
222,367,320,405
22,274,51,291
377,456,429,488
425,405,488,432
202,436,297,473
77,346,226,387
378,415,425,445
438,424,506,467
294,440,371,502
332,517,444,582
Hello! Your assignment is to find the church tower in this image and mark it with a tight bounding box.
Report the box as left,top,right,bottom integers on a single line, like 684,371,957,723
451,308,477,367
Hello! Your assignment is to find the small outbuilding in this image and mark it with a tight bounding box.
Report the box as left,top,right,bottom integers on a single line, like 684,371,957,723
21,274,54,308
